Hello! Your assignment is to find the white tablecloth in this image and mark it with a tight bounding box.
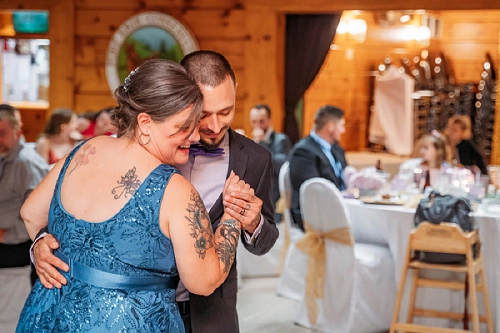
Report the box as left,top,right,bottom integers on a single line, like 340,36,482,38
345,199,500,332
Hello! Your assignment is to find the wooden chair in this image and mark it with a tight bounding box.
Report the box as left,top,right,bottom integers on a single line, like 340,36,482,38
390,222,493,333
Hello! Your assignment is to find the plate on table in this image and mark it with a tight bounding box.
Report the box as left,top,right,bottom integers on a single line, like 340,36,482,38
360,196,406,206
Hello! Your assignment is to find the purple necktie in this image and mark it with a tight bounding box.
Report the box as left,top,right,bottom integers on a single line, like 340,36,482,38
189,143,224,157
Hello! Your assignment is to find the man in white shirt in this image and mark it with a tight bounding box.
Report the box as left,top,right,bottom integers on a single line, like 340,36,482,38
250,104,291,222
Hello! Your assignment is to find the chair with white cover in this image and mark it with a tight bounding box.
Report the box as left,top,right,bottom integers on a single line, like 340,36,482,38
294,177,397,333
236,223,285,278
276,162,306,300
236,163,294,278
279,161,304,246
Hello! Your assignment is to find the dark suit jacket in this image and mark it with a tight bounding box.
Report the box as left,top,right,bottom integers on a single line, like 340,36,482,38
258,130,292,204
456,139,487,175
189,129,279,333
288,135,346,231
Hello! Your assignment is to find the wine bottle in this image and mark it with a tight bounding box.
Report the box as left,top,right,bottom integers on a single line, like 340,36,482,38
422,170,431,193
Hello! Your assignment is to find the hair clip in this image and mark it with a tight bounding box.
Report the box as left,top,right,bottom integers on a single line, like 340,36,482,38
431,129,441,139
123,67,139,92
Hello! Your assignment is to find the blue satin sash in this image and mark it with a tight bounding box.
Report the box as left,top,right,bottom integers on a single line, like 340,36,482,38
54,250,179,291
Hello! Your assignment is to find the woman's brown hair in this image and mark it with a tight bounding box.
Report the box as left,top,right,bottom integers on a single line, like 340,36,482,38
44,108,75,136
113,59,203,138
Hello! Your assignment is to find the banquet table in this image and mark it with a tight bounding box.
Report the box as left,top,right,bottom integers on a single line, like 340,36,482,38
345,199,500,332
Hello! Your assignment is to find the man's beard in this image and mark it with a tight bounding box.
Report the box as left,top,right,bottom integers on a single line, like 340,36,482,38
199,125,230,149
199,137,224,149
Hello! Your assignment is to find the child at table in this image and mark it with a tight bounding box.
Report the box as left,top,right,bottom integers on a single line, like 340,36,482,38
416,130,451,188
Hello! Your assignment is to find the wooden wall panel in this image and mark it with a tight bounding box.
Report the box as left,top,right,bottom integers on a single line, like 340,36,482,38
441,22,499,42
72,0,248,127
440,11,500,84
242,10,285,134
448,61,490,83
75,0,242,10
75,36,110,65
74,93,116,113
246,0,500,12
74,66,246,96
75,9,245,39
75,65,111,94
441,43,499,61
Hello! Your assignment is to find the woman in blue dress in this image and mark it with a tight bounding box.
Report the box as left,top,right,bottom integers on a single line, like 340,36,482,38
16,59,244,332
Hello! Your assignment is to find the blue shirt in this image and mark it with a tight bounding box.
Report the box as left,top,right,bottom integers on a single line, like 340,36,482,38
310,131,345,190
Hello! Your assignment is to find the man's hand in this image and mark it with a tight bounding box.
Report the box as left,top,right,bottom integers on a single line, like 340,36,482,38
33,234,69,289
252,128,265,144
223,172,263,234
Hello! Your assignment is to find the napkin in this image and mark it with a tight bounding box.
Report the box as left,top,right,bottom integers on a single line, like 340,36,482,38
347,166,387,190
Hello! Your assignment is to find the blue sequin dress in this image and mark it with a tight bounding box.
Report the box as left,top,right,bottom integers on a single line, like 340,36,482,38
16,144,184,333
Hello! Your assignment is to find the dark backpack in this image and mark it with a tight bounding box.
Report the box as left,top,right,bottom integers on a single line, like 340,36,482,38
414,191,473,263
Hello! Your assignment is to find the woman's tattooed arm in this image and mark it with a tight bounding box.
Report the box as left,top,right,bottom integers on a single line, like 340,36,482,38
184,190,240,273
185,190,214,259
216,220,240,273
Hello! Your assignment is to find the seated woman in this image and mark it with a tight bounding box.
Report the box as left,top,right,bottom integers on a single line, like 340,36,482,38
16,59,245,332
36,108,79,165
77,107,117,139
447,115,487,174
416,130,450,188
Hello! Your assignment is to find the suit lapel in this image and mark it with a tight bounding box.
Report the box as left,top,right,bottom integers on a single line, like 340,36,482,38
308,136,334,172
267,131,276,148
208,129,247,227
331,144,345,168
307,136,340,186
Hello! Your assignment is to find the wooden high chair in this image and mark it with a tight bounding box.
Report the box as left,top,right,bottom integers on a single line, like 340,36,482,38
390,222,493,333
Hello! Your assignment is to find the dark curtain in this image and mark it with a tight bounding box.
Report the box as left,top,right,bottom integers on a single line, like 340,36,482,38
284,14,342,144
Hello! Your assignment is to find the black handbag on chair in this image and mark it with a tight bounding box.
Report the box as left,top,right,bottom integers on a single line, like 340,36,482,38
414,191,473,264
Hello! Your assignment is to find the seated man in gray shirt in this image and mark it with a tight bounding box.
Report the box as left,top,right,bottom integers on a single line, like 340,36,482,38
0,104,49,284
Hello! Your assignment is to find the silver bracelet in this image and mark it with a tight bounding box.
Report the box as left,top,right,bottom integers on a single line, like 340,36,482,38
219,219,241,232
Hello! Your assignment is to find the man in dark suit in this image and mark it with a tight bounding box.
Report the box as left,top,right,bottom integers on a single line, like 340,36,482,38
289,105,347,231
250,104,291,222
31,51,279,333
177,52,278,333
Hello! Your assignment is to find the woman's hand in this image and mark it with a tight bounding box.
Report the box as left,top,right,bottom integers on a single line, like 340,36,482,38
33,234,68,289
222,172,263,234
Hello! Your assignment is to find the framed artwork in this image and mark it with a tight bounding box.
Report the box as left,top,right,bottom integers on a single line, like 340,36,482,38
106,11,198,93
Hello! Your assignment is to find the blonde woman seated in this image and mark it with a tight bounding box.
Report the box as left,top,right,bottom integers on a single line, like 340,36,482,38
36,108,79,165
447,115,487,174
